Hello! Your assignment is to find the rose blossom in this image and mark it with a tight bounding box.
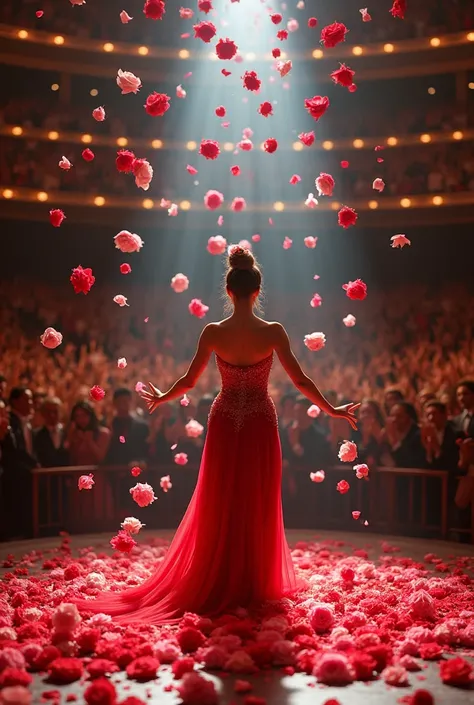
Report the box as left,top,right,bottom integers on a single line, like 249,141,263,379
304,96,330,121
299,131,315,146
238,138,253,151
174,453,189,466
116,149,136,173
121,517,145,534
337,480,350,494
120,10,133,23
58,156,72,170
320,22,348,48
90,385,105,401
304,236,318,248
310,294,322,308
92,106,105,121
258,101,273,117
52,604,81,634
186,419,204,438
391,234,411,248
193,20,217,43
199,139,220,160
360,8,372,22
144,92,170,117
133,158,153,190
304,332,326,352
390,0,406,20
343,279,367,301
177,671,219,705
110,531,137,553
78,474,94,491
82,148,94,161
338,205,358,228
331,64,355,87
264,138,278,153
315,173,335,197
130,482,157,507
242,71,261,92
354,463,369,479
179,7,194,19
40,327,63,349
276,60,292,77
117,357,127,369
0,687,32,705
313,652,354,685
207,235,227,255
343,314,356,327
283,237,292,250
339,441,358,462
160,475,172,492
310,604,335,633
204,190,224,210
382,664,409,686
307,405,321,418
116,69,142,94
215,38,238,60
49,209,65,227
171,273,190,293
289,174,301,185
231,197,246,212
144,0,165,20
188,299,209,318
114,230,144,253
310,470,325,483
215,106,226,118
70,265,95,295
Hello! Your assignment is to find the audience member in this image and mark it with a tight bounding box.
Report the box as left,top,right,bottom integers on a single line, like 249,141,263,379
452,379,474,437
33,396,69,468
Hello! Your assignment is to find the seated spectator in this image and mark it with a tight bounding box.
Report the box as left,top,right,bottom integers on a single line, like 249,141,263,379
105,388,149,466
66,400,110,465
452,379,474,437
147,404,174,466
282,395,331,468
383,386,405,416
421,400,459,471
353,399,386,466
384,401,426,468
33,396,69,468
32,390,47,431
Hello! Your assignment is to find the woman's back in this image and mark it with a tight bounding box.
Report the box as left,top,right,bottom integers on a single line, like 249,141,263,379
207,315,278,367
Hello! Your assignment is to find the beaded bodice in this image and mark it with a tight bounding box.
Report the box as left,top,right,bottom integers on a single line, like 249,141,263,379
209,353,278,431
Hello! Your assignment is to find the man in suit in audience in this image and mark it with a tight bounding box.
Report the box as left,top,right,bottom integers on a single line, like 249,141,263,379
386,401,426,468
421,400,460,471
452,379,474,438
33,397,69,468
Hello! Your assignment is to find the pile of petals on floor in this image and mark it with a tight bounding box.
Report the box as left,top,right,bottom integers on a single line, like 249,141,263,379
1,536,473,704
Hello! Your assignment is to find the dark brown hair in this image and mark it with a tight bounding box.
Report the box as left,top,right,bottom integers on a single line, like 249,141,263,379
225,246,262,307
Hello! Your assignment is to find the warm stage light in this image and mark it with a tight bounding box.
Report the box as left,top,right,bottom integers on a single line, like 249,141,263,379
292,141,304,151
452,131,463,140
48,131,59,140
90,89,98,97
428,87,436,95
312,49,323,59
138,46,149,55
430,37,441,47
432,196,443,206
469,82,474,90
81,134,93,143
94,196,105,206
368,201,378,209
51,84,59,91
352,46,363,56
103,43,114,52
17,30,28,39
37,192,48,202
179,49,190,59
180,200,191,210
209,52,218,61
223,142,234,152
2,190,14,199
245,52,256,61
322,140,334,150
11,126,23,136
186,141,197,150
53,36,65,45
400,198,411,208
151,139,163,149
468,32,474,42
142,199,154,209
331,202,341,211
420,134,431,143
353,139,364,148
387,137,398,146
116,137,128,147
273,202,285,211
384,43,394,53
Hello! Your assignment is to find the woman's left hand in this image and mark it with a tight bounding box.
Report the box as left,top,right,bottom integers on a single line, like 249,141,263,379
140,382,163,414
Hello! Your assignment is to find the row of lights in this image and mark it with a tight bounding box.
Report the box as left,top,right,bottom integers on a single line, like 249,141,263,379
16,27,474,59
0,189,452,210
8,125,467,149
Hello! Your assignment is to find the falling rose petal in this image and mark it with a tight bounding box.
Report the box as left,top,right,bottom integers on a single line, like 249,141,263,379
305,193,318,208
377,157,384,163
289,174,301,185
144,317,149,322
391,234,411,248
135,382,145,393
120,10,133,23
160,475,173,492
375,145,384,152
276,60,292,77
308,17,318,28
221,121,230,128
186,164,198,175
171,443,177,451
168,203,179,216
78,474,94,490
338,205,358,228
217,215,224,226
364,520,369,526
117,357,127,369
315,173,335,197
304,236,318,248
287,18,299,32
176,85,187,98
207,236,225,256
310,293,322,308
119,436,126,444
204,190,224,210
252,234,260,242
185,419,204,437
188,299,209,318
343,279,367,300
82,148,95,162
49,209,66,227
352,511,361,520
372,178,385,192
314,274,320,279
181,32,190,38
337,480,350,494
174,452,188,466
180,395,190,407
171,273,189,293
304,332,326,351
92,106,106,121
310,470,325,482
343,314,356,327
298,131,315,147
184,72,192,79
390,0,406,19
36,10,44,18
307,405,321,418
230,165,241,176
340,160,350,169
215,105,226,117
58,156,72,170
113,294,129,307
221,69,232,77
268,218,273,225
283,237,292,250
360,8,372,22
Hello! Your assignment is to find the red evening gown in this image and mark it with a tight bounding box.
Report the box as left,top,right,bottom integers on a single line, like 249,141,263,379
75,353,297,624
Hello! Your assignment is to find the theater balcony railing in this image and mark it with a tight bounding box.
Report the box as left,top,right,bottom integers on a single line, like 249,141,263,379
28,463,473,543
1,24,474,82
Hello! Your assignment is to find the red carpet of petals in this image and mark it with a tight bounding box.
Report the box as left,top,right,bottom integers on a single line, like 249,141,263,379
1,535,473,703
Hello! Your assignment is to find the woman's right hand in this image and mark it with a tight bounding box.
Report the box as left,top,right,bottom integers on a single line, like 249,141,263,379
331,403,360,431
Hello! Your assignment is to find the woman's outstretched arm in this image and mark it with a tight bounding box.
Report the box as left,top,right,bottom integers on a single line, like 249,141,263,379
272,322,359,429
141,324,215,412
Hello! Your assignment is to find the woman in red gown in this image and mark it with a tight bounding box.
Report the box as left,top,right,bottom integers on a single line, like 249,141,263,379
75,246,358,625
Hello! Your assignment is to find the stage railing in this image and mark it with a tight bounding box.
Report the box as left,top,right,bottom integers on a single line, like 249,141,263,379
29,463,472,542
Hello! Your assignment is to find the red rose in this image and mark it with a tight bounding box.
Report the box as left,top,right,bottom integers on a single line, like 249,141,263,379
215,37,237,59
277,29,288,40
418,643,443,661
120,263,132,274
350,652,377,681
144,92,170,117
143,0,165,20
304,95,330,121
298,131,315,146
177,627,206,653
390,0,406,19
171,657,195,679
193,20,217,42
258,101,273,117
49,209,66,227
221,69,231,76
199,139,220,160
126,656,160,681
131,466,142,477
308,17,318,28
242,70,261,92
70,266,95,295
110,531,137,554
340,160,349,168
270,13,282,24
348,84,357,93
230,165,240,176
116,149,136,173
331,63,355,87
82,148,95,162
338,205,358,228
89,385,105,401
84,677,117,705
0,667,33,688
48,658,84,684
215,105,226,117
263,138,278,153
337,480,350,494
410,690,435,705
198,0,213,13
320,21,348,48
343,279,367,301
76,628,101,655
64,562,81,580
439,656,473,687
272,47,281,58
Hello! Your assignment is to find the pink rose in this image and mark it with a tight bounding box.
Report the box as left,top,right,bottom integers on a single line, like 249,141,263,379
117,357,127,369
337,479,350,494
304,236,318,248
283,237,292,250
360,8,372,21
304,332,326,352
313,652,354,685
307,405,321,418
382,665,409,686
40,327,63,349
180,395,190,407
410,590,436,621
186,419,204,438
121,517,145,534
289,174,301,185
310,294,322,308
204,190,224,210
276,60,292,77
238,139,253,151
338,441,358,462
113,294,129,307
174,452,189,466
176,85,186,99
391,234,411,248
177,671,219,704
92,106,105,122
133,158,153,190
129,482,157,507
224,650,257,673
0,687,32,705
372,177,385,192
171,273,190,293
310,470,325,483
354,463,369,479
287,18,299,32
58,156,72,170
310,604,335,633
338,205,358,228
78,474,94,491
114,230,144,253
305,193,319,209
207,235,227,255
343,279,367,301
160,475,172,492
52,604,81,634
315,173,335,197
116,69,142,94
231,197,246,212
343,314,356,327
188,299,209,318
180,7,194,19
120,10,133,23
110,531,137,554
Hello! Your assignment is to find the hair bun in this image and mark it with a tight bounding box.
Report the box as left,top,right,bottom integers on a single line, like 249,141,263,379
228,246,255,270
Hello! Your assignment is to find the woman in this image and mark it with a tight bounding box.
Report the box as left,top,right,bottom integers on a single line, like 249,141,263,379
353,399,386,466
75,247,358,624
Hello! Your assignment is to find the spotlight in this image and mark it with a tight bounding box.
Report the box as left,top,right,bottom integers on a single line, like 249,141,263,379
420,134,431,143
273,202,285,211
81,134,93,143
186,141,197,150
90,89,98,96
180,200,191,210
384,43,394,53
322,141,334,150
2,189,14,199
432,196,443,206
94,196,105,206
17,30,28,39
368,201,378,209
352,46,363,56
51,84,59,91
151,139,163,149
179,49,190,59
387,137,398,146
292,142,304,151
37,192,49,202
467,32,474,42
427,87,436,95
48,131,59,140
11,126,23,136
353,139,364,148
452,131,463,140
53,36,65,45
223,142,234,151
312,49,323,59
116,137,128,147
429,37,441,47
138,46,149,55
103,43,114,52
142,199,154,209
400,198,411,208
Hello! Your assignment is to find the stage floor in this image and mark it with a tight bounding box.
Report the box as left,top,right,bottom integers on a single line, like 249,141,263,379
1,530,473,705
